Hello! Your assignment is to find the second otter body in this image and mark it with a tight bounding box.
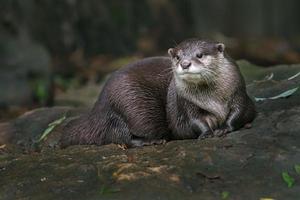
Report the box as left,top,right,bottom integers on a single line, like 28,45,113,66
61,39,256,147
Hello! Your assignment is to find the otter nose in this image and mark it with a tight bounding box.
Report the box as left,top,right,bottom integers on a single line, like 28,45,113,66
180,60,191,69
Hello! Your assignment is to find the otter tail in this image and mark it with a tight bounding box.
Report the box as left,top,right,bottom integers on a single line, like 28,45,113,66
60,112,102,148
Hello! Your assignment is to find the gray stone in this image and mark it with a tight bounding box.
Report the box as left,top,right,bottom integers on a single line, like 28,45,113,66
0,33,51,106
0,62,300,199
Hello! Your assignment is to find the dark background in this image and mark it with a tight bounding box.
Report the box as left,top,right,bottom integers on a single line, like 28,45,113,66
1,0,300,120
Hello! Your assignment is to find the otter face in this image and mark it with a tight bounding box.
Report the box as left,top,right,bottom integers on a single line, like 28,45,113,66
168,39,225,84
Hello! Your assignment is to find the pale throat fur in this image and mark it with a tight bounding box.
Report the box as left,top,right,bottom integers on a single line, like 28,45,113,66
172,53,239,124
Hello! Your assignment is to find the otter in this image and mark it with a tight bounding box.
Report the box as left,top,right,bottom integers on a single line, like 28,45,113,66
60,38,256,148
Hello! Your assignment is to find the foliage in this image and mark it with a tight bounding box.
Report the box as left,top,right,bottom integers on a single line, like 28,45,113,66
281,172,295,188
221,191,230,199
255,87,299,102
32,79,50,105
99,185,120,195
294,164,300,175
38,115,66,142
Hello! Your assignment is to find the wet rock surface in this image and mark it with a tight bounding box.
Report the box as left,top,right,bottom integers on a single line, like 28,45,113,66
0,62,300,199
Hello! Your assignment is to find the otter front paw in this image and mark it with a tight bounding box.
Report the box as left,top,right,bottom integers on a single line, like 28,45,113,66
213,126,232,137
198,130,214,140
130,139,166,147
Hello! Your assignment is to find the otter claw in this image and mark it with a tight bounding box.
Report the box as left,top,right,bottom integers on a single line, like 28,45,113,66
244,123,252,129
213,128,229,137
198,131,213,140
130,139,166,147
150,139,167,145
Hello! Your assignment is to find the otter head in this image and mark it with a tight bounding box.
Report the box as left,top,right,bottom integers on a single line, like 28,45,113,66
168,39,226,85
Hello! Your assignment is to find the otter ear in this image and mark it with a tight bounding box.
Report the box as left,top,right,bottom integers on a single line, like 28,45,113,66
216,43,225,53
168,48,175,57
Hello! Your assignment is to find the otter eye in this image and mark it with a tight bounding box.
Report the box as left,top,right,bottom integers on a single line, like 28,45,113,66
196,53,203,59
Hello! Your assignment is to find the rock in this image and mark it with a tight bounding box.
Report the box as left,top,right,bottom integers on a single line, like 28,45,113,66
0,62,300,199
0,33,52,106
0,106,86,152
238,60,300,112
54,82,102,107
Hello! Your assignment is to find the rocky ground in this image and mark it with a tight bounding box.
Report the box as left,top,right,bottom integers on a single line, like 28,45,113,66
0,61,300,200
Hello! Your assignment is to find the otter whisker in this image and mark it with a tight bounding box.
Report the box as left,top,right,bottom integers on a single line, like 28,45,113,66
161,67,173,74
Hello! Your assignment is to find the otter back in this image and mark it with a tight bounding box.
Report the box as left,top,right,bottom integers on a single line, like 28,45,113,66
60,57,173,147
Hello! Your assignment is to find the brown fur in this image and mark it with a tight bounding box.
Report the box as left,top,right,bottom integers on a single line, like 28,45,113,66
60,39,256,147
